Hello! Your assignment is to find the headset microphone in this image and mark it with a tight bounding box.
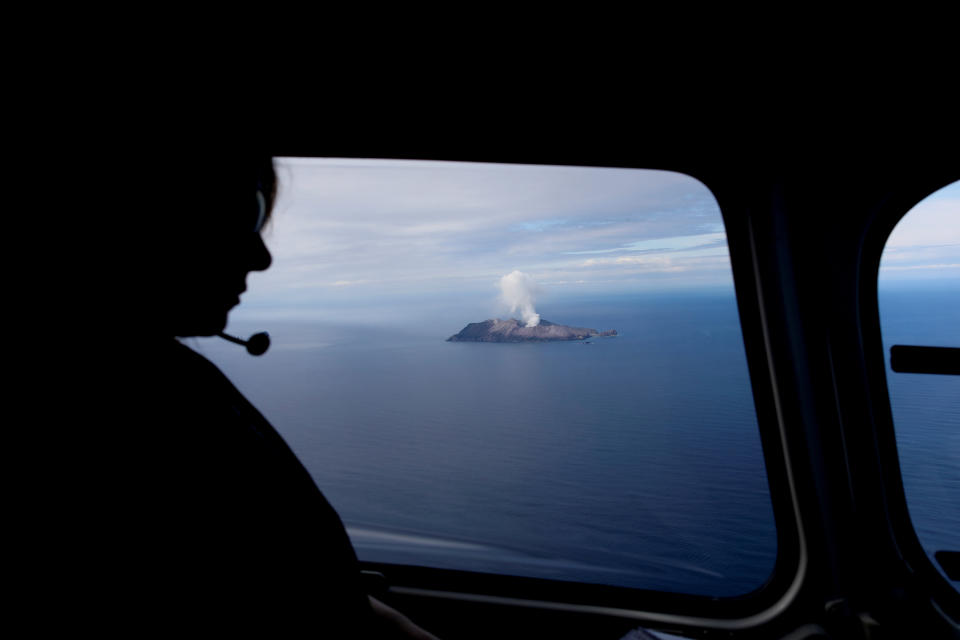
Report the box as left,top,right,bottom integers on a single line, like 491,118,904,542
217,331,271,356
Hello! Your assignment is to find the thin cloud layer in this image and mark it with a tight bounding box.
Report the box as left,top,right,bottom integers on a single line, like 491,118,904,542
241,161,955,318
246,159,732,312
880,180,960,280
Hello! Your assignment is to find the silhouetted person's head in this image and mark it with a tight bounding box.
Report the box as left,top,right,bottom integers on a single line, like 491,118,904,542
130,155,277,339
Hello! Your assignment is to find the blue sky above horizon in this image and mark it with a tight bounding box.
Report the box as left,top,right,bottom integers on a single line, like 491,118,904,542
231,159,957,326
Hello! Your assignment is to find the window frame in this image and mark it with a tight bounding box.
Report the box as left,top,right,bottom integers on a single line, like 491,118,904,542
276,159,813,630
256,141,960,636
858,173,960,616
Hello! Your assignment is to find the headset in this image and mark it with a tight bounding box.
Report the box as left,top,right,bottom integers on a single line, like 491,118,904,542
213,173,273,357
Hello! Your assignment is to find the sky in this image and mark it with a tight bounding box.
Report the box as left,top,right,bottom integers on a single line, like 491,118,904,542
879,179,960,282
239,158,730,321
233,159,958,325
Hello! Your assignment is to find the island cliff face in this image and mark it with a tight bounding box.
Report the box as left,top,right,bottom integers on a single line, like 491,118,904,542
447,318,617,343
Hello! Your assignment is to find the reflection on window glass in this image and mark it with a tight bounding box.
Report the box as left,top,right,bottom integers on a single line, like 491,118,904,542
878,180,960,591
197,159,776,597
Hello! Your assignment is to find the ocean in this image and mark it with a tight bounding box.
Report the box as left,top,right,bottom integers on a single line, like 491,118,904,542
879,283,960,585
195,285,958,597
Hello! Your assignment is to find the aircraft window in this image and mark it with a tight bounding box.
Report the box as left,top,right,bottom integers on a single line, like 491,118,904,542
197,158,777,597
877,179,960,590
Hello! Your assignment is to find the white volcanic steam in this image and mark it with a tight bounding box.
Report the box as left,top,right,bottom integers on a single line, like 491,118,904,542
499,270,541,327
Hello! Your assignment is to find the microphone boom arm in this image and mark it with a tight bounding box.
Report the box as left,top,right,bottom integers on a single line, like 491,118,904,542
217,331,270,356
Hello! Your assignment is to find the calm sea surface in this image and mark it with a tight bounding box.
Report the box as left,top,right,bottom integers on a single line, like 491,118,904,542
197,286,958,596
879,284,960,589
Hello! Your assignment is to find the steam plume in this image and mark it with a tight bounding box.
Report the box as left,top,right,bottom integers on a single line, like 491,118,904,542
500,270,541,327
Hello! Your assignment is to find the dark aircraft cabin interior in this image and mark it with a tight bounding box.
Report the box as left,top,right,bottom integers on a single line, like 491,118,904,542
60,125,957,639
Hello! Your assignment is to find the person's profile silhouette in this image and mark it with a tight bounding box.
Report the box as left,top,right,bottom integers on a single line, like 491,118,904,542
69,154,439,638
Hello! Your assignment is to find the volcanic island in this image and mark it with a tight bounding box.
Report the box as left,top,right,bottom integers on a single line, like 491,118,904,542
447,318,617,343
